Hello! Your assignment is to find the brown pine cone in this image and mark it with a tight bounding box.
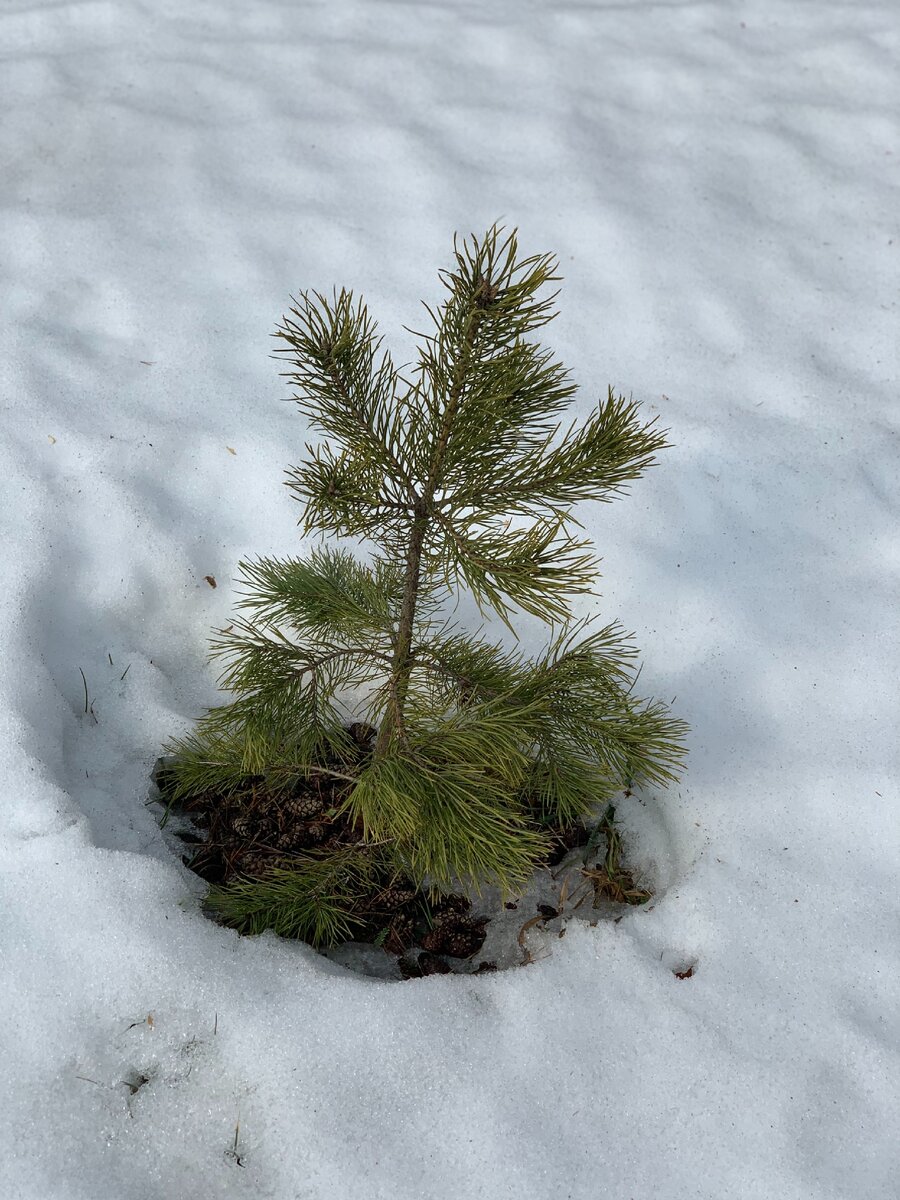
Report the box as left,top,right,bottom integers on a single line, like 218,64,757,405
375,885,417,912
431,894,471,924
255,816,277,838
444,925,486,959
383,914,414,956
420,926,446,953
282,793,325,820
231,813,256,840
422,918,486,959
238,851,276,877
305,823,326,844
274,828,302,851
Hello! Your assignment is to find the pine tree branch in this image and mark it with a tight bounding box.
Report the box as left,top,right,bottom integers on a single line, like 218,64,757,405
434,391,668,530
291,645,395,680
427,515,596,624
275,291,423,541
319,355,421,507
235,549,404,643
210,621,392,684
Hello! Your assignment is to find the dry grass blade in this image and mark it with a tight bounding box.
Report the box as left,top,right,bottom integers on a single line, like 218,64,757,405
517,913,547,964
578,864,652,906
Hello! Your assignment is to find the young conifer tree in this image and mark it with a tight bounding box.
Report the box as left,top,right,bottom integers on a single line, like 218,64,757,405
165,226,687,945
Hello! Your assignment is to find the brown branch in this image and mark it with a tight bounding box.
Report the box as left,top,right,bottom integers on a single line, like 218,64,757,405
374,298,490,757
291,646,396,677
186,759,361,786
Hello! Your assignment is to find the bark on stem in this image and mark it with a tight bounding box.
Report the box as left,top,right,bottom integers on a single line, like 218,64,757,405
374,501,429,755
374,300,486,757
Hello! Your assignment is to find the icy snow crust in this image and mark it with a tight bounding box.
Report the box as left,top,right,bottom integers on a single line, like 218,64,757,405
1,1,898,1197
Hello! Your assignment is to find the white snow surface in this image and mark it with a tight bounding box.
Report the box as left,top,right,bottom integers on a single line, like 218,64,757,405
2,1,898,1197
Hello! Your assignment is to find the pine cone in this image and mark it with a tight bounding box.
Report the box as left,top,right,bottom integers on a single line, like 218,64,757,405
282,793,324,820
444,925,486,959
305,823,326,844
384,914,414,956
420,927,446,953
238,851,275,877
431,893,471,925
255,816,277,838
275,828,302,851
422,917,486,959
231,814,255,840
375,885,417,912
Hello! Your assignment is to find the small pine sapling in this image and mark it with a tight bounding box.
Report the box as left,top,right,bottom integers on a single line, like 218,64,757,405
163,226,687,947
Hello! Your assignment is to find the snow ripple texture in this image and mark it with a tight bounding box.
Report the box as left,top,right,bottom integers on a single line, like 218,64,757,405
0,1,897,1197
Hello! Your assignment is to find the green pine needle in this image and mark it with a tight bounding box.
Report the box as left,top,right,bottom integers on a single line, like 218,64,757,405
206,847,381,946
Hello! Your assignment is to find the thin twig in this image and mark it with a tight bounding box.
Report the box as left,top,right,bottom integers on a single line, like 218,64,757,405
188,759,361,786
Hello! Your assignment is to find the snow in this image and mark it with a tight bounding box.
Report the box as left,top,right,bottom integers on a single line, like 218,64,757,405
1,0,898,1196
